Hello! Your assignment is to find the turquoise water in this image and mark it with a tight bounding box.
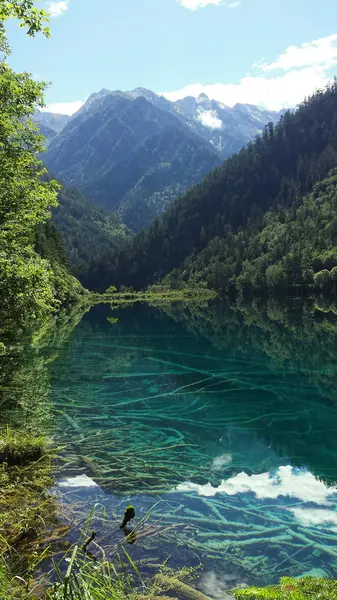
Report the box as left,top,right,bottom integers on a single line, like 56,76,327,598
50,301,337,591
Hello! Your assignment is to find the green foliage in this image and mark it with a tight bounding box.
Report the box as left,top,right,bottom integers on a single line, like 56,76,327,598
0,0,50,44
234,577,337,599
0,302,91,599
0,426,45,465
45,549,133,600
93,287,216,308
0,561,29,600
0,52,62,334
314,269,331,288
107,316,119,324
106,285,117,294
0,5,86,342
183,170,337,293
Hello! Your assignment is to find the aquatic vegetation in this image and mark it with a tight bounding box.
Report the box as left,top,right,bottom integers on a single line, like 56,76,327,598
153,574,211,600
91,287,217,307
0,561,28,600
233,577,337,599
0,445,57,562
42,535,205,600
47,546,137,599
0,428,45,466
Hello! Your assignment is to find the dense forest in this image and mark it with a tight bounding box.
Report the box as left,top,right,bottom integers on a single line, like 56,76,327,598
182,169,337,293
51,184,131,289
102,81,337,294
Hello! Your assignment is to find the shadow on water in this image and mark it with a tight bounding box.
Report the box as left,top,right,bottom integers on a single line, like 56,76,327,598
46,298,337,588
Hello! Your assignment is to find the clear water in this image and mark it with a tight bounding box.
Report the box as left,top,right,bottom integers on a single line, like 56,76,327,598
48,301,337,591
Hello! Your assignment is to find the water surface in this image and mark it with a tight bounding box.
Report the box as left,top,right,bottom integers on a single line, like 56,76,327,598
49,300,337,592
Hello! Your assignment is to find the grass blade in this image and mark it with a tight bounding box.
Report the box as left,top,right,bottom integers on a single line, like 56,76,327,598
64,545,78,599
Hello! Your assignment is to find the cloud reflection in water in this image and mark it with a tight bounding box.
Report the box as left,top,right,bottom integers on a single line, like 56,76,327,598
176,465,337,505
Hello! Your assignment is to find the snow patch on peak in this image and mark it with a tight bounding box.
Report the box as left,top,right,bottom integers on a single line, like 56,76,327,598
197,108,223,129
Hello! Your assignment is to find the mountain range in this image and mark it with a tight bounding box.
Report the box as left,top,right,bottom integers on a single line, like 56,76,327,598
110,81,337,295
37,88,284,230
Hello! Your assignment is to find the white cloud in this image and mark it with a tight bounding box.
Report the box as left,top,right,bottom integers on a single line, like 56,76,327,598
177,0,239,10
176,465,337,505
161,33,337,111
46,33,337,116
258,34,337,72
197,109,223,129
47,1,69,17
162,67,329,111
42,100,84,115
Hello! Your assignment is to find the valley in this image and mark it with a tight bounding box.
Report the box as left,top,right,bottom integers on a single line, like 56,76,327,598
2,2,337,599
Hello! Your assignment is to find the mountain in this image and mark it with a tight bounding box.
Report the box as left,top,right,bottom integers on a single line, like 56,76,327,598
116,87,284,159
110,81,337,293
43,87,283,231
171,94,284,158
32,110,71,144
33,110,70,134
43,91,222,231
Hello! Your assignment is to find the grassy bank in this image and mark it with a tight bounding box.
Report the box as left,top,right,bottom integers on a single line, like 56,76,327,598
0,430,57,599
234,577,337,598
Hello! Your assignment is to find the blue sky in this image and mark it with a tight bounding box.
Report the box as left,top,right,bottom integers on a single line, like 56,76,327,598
6,0,337,113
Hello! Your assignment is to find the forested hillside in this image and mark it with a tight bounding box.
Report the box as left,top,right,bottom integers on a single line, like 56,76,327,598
41,87,284,232
183,169,337,293
52,185,131,289
110,81,337,293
